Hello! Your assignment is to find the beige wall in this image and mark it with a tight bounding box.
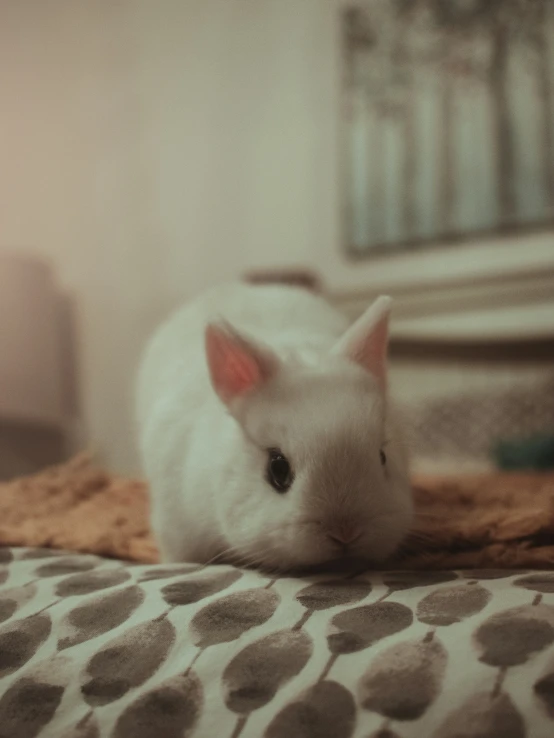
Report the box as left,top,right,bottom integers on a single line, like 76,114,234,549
0,0,340,473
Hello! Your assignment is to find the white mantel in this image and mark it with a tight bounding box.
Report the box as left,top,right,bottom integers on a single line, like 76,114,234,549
332,229,554,344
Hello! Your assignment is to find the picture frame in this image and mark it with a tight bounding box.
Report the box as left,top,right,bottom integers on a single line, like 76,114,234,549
341,0,554,258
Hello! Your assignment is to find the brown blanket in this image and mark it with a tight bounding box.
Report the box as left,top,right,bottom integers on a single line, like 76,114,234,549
1,453,554,569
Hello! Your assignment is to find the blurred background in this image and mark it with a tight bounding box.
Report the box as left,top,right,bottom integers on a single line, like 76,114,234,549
0,0,553,480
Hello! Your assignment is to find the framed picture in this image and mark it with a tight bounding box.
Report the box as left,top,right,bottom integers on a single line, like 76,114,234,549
341,0,554,257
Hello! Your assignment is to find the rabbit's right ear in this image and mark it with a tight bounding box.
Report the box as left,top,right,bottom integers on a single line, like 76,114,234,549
205,321,278,406
332,296,391,391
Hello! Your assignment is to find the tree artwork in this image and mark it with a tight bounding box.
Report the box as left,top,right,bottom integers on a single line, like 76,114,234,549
343,0,554,254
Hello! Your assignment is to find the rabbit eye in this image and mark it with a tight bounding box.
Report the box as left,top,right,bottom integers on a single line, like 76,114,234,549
380,449,387,466
266,448,293,493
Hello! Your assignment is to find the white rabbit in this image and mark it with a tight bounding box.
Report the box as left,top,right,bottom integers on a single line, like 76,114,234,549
136,283,413,571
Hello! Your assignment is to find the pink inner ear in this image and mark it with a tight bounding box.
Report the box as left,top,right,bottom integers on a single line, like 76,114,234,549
219,347,262,396
205,323,270,404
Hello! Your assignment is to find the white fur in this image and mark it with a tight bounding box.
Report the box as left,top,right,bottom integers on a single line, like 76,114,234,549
135,283,413,571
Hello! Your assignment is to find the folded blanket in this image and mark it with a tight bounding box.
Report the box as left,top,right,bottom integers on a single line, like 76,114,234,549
1,453,554,569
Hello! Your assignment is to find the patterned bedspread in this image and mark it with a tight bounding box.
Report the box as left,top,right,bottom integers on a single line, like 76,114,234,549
0,547,553,737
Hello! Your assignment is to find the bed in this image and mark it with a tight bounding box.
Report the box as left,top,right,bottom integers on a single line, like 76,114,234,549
2,545,554,738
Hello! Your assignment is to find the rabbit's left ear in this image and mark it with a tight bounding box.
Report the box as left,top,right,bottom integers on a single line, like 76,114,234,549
332,296,391,390
205,320,278,405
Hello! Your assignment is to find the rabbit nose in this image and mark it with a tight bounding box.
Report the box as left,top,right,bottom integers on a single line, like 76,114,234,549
327,524,362,547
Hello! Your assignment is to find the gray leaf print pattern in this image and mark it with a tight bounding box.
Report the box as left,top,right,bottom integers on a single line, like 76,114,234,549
534,651,554,719
417,584,491,626
56,569,131,598
162,569,242,607
383,571,458,591
0,567,8,586
58,585,145,650
433,691,525,738
35,557,98,578
534,670,554,718
295,580,372,610
359,637,448,720
81,617,176,706
0,613,51,678
367,730,402,738
0,583,37,624
514,574,554,593
265,681,356,738
0,549,13,564
223,629,312,714
474,604,554,667
112,671,203,738
61,712,100,738
328,602,413,654
190,588,280,648
0,677,64,738
0,658,69,738
139,565,202,582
